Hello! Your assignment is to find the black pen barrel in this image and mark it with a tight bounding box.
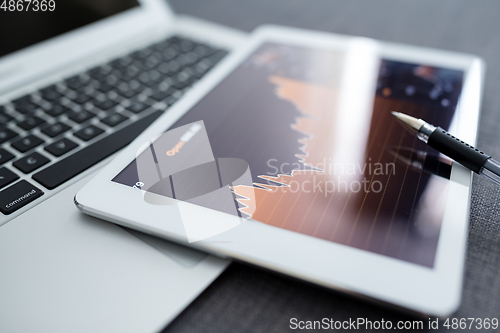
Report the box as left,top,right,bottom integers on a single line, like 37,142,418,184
427,127,490,174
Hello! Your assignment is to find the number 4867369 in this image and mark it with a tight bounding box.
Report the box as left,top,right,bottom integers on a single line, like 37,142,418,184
443,318,498,330
1,0,56,11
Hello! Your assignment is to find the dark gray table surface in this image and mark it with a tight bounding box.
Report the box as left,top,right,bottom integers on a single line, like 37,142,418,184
164,1,500,332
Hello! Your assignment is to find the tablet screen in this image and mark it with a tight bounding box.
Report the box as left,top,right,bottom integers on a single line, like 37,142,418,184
113,42,463,268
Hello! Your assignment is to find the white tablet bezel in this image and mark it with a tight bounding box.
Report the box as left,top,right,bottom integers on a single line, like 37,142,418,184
75,25,484,316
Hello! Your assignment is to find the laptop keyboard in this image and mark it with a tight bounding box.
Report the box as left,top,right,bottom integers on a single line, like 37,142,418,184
0,36,227,215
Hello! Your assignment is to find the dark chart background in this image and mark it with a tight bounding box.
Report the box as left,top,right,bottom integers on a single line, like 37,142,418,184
161,1,500,332
114,41,463,268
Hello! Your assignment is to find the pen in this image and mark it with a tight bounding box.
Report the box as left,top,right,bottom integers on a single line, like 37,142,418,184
391,111,500,185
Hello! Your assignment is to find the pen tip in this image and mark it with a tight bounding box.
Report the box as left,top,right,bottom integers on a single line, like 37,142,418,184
391,111,426,132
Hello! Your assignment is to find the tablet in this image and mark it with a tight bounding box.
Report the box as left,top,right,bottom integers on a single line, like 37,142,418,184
76,26,483,316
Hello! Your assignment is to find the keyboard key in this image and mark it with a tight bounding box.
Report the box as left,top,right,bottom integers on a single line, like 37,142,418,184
71,93,93,104
45,103,71,117
172,80,189,91
74,125,105,141
13,152,50,174
129,80,145,91
150,90,170,102
33,110,162,189
158,61,180,76
112,68,133,82
138,71,162,87
130,60,145,71
65,75,88,90
101,113,127,127
164,95,180,106
109,56,133,69
95,82,114,93
193,44,216,57
68,110,95,123
0,112,14,125
40,85,62,102
41,122,71,137
17,116,45,130
130,47,153,60
173,70,194,89
14,100,39,114
87,66,112,81
0,167,19,189
12,95,32,105
180,39,195,52
0,148,15,165
121,66,141,80
0,128,19,144
122,90,140,99
74,86,96,96
194,60,212,77
45,138,78,157
177,52,199,67
115,71,136,83
127,102,150,114
116,85,139,99
144,56,161,70
117,80,143,96
161,48,180,62
94,99,118,111
0,180,43,214
153,39,174,52
11,135,44,153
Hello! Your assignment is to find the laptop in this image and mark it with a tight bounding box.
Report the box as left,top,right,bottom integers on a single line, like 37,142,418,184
0,1,246,331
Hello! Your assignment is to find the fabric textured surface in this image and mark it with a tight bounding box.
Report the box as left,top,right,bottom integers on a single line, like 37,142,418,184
164,1,500,331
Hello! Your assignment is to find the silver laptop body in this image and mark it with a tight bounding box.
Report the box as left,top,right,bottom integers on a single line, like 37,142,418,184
0,1,246,332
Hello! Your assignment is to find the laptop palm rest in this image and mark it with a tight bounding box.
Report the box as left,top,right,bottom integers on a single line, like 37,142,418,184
126,228,207,266
0,173,228,332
